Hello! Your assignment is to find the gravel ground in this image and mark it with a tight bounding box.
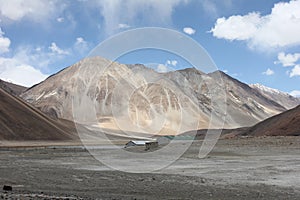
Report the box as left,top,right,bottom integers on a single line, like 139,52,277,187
0,137,300,199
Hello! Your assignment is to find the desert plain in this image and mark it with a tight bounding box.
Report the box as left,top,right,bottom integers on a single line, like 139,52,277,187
0,136,299,199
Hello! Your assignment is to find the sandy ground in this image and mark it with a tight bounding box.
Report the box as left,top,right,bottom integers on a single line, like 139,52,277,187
0,137,300,199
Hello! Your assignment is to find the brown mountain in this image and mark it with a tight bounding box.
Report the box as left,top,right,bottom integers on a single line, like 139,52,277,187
0,79,27,96
0,87,79,141
240,105,300,136
20,56,299,136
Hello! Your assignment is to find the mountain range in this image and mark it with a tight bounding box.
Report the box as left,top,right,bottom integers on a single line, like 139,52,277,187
19,56,300,136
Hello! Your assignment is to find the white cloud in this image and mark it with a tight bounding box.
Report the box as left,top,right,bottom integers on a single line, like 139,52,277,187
57,17,64,22
0,27,84,87
210,0,300,49
183,27,196,35
166,60,177,66
10,46,51,70
262,68,275,76
118,23,130,29
0,0,64,22
0,57,48,87
75,37,85,45
49,42,69,55
275,52,300,67
0,37,66,87
74,37,89,55
211,12,260,41
290,90,300,97
0,28,10,53
156,60,178,72
0,64,48,87
95,0,188,35
275,52,300,78
290,65,300,77
156,64,169,73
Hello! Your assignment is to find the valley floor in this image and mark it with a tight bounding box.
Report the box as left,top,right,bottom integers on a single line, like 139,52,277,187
0,137,300,199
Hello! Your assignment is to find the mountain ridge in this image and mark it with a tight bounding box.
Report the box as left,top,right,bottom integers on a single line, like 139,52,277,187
20,56,300,136
250,83,300,109
0,79,27,96
240,105,300,136
0,87,79,141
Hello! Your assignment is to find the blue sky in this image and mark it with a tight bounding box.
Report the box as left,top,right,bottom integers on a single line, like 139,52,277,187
0,0,299,96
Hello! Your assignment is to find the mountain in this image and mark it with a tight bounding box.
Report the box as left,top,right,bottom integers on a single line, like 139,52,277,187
240,105,300,136
0,79,27,96
250,83,300,109
20,56,297,136
0,87,80,141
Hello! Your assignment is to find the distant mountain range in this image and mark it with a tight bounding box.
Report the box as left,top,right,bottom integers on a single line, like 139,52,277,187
0,56,300,140
19,56,300,136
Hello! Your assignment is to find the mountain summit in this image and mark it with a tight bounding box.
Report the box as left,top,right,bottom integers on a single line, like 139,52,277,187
250,83,300,109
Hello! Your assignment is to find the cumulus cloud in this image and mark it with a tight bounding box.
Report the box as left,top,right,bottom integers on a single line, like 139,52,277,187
274,52,300,77
95,0,188,35
183,27,196,35
156,64,169,73
290,65,300,77
0,57,48,87
167,60,177,66
211,12,260,41
290,90,300,97
0,28,10,53
0,0,64,22
210,0,300,49
0,37,89,87
156,59,178,72
262,68,275,76
74,38,83,45
0,64,48,87
13,46,53,70
275,52,300,67
0,35,65,87
49,42,69,55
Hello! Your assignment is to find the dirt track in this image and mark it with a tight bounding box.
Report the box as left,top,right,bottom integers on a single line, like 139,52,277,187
0,137,300,199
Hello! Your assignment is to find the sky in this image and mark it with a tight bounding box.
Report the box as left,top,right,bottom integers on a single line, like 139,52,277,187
0,0,300,97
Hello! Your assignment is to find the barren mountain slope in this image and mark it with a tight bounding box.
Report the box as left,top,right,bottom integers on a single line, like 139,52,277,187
21,56,294,135
250,83,300,109
0,87,79,141
0,79,27,96
241,105,300,136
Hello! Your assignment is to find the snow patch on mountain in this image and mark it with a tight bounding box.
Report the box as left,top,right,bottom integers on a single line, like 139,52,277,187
250,83,288,96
